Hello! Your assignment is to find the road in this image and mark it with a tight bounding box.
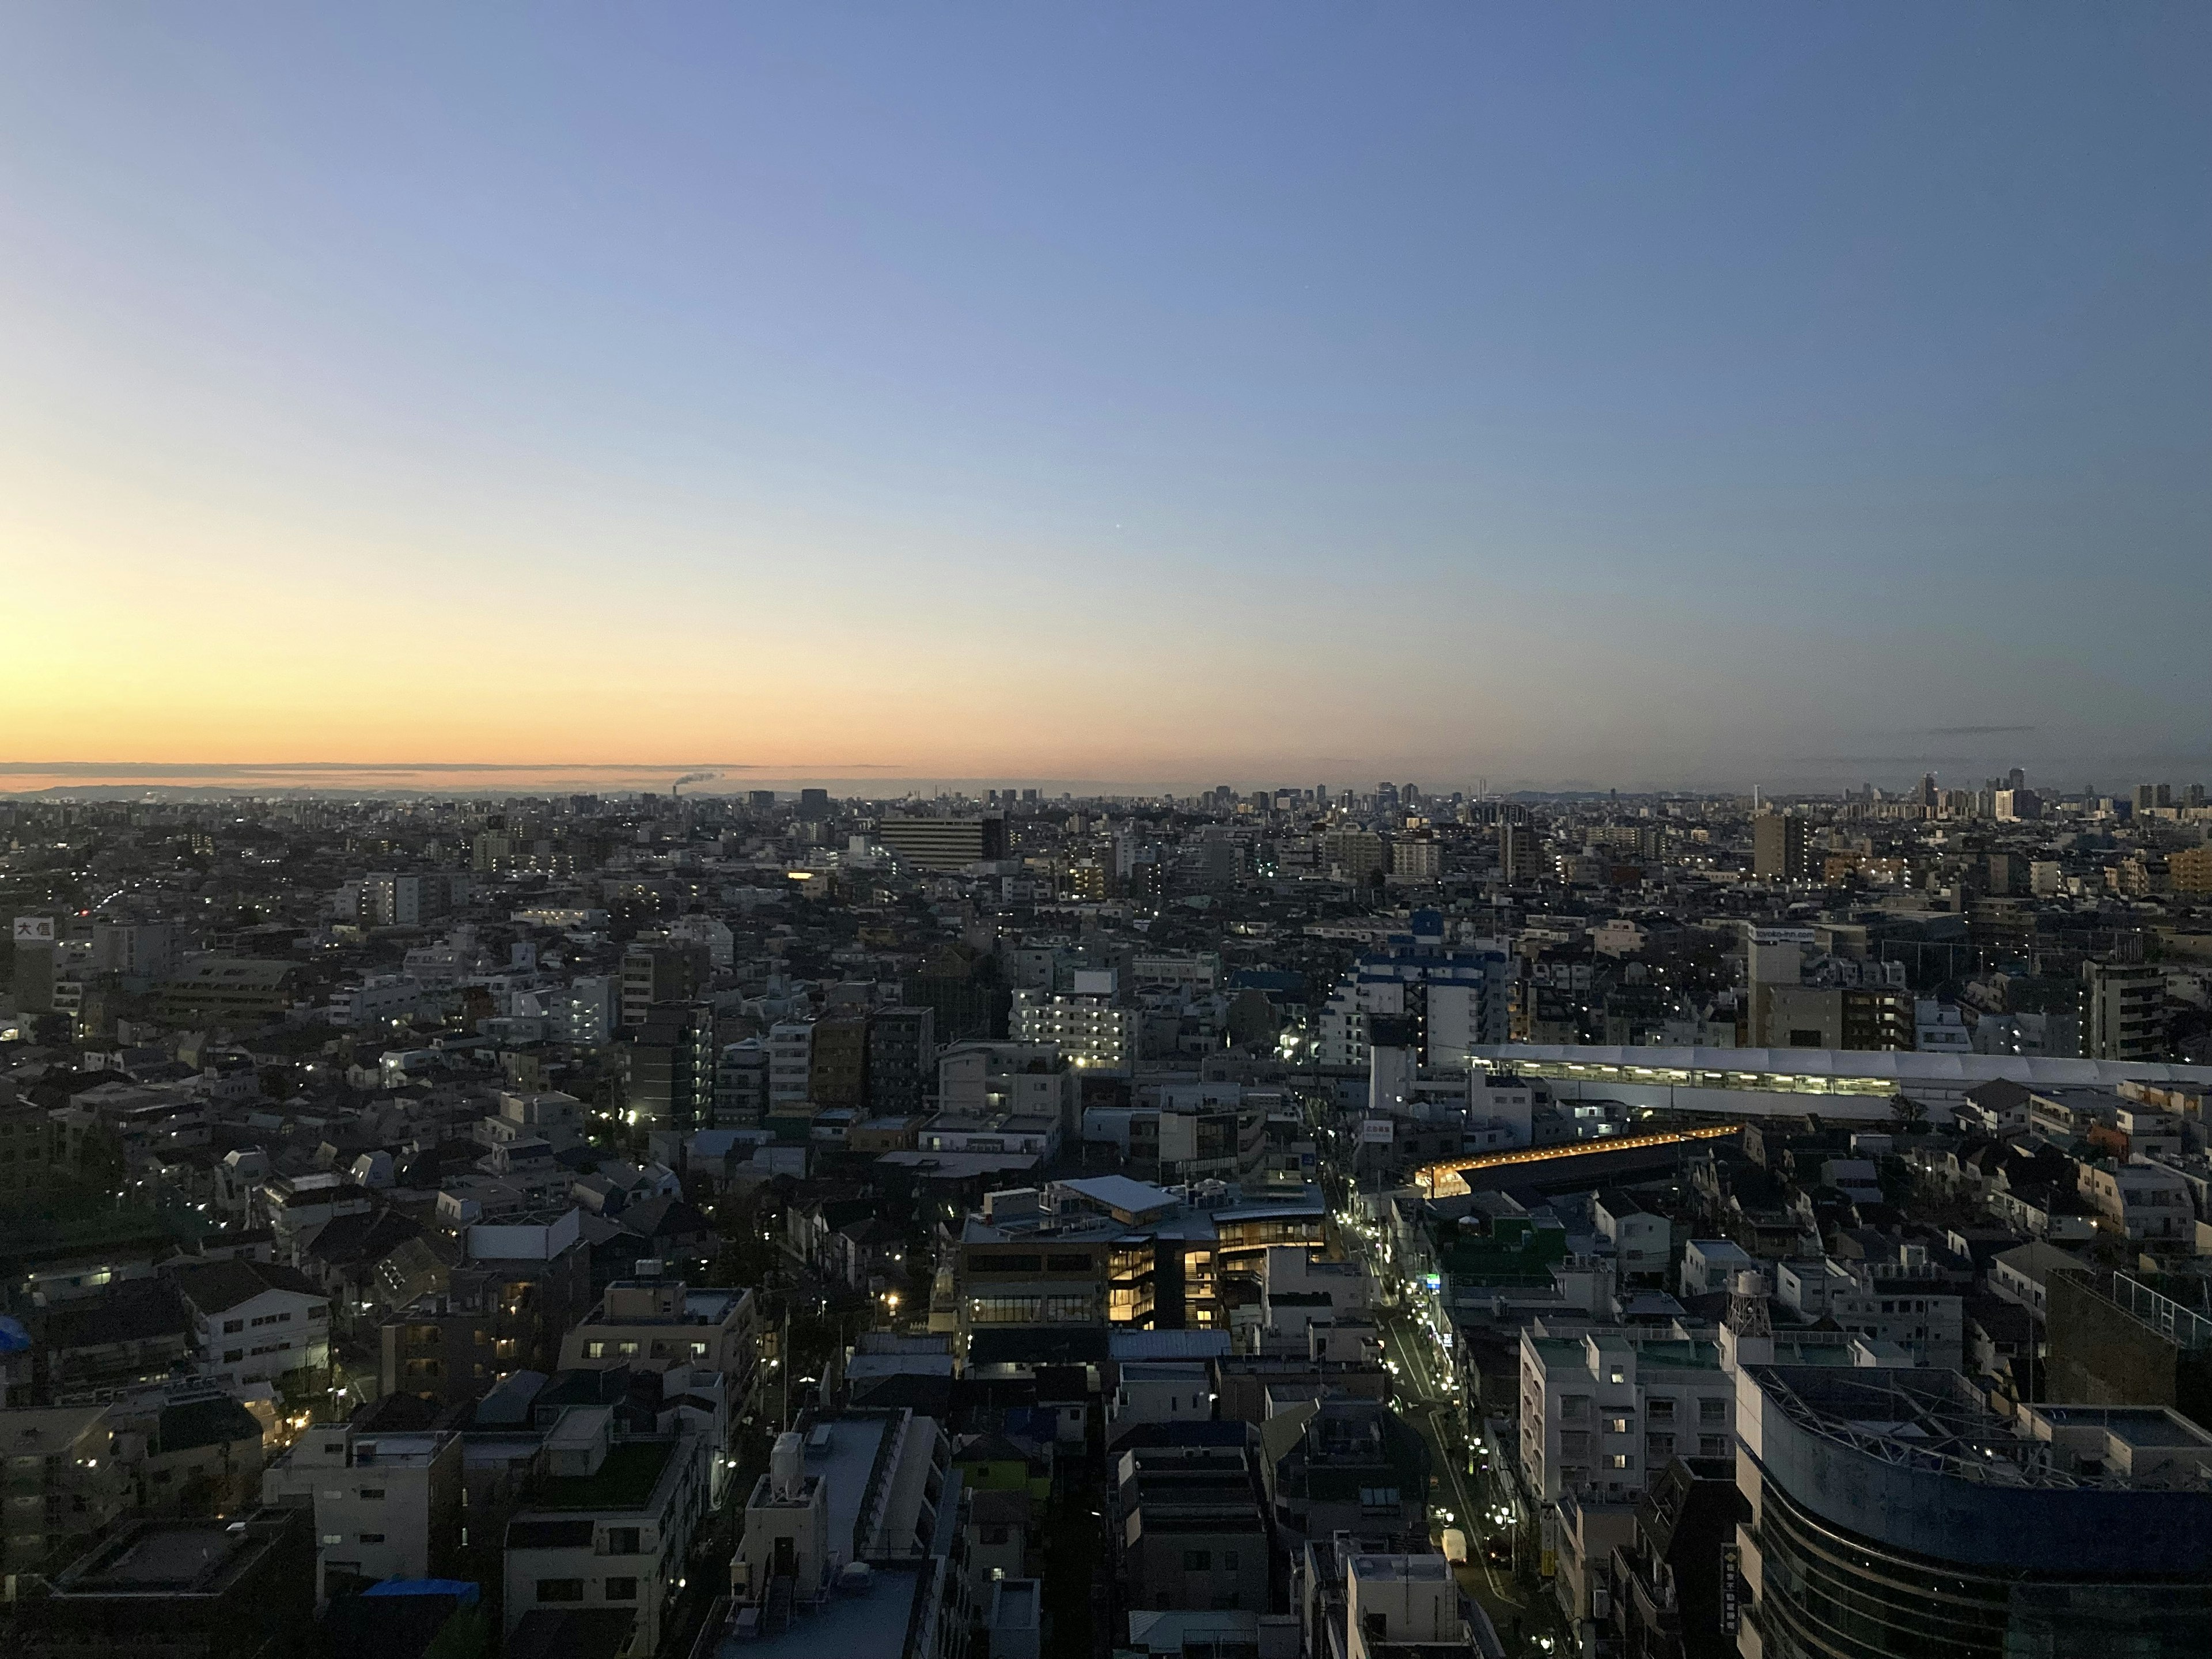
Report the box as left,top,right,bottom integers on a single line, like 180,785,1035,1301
1375,1305,1542,1648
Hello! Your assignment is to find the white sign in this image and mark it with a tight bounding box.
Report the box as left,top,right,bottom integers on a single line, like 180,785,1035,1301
11,917,55,945
1360,1118,1396,1145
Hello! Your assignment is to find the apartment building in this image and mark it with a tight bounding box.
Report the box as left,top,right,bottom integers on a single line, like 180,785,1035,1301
557,1270,762,1424
1518,1323,1734,1508
260,1421,463,1601
502,1407,711,1656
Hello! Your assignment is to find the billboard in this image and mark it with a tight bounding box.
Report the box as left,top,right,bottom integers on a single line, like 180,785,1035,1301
11,917,55,945
1359,1118,1395,1144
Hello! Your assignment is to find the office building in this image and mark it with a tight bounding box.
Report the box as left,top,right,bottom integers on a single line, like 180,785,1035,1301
874,815,1008,871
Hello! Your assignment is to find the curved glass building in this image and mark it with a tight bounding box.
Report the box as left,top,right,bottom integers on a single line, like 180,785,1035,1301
1733,1366,2212,1658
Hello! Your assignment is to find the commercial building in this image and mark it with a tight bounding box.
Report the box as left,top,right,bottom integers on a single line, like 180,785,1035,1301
1733,1365,2212,1656
874,815,1009,872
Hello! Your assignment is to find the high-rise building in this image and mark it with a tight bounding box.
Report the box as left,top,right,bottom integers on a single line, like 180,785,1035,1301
796,787,832,821
1752,813,1808,882
1498,823,1539,885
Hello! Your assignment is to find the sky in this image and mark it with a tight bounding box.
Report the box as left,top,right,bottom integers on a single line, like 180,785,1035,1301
2,4,2207,796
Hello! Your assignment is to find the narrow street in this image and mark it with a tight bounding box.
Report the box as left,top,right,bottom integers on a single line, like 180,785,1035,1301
1374,1306,1544,1649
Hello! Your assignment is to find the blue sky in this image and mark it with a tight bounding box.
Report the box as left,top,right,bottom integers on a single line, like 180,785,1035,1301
2,4,2206,791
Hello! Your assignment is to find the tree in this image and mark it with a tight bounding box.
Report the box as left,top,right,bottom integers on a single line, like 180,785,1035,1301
1889,1094,1929,1134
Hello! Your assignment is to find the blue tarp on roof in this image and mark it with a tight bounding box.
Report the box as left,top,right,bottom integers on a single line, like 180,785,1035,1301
361,1579,481,1604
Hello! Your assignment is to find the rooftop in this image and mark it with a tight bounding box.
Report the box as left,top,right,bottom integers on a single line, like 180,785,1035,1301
532,1438,677,1511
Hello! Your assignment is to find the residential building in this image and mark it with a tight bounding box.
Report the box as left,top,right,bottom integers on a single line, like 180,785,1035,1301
625,1003,714,1131
727,1411,965,1659
1011,974,1133,1073
1752,814,1808,883
1117,1438,1272,1615
168,1259,330,1391
558,1270,762,1425
0,1405,126,1581
502,1407,711,1656
260,1421,463,1601
866,1006,936,1115
1518,1323,1734,1509
2084,961,2166,1062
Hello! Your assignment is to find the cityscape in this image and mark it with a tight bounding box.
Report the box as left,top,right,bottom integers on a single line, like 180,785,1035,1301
4,8,2210,1659
2,777,2211,1659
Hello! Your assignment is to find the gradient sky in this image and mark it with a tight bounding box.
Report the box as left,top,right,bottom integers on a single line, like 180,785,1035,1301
3,5,2207,793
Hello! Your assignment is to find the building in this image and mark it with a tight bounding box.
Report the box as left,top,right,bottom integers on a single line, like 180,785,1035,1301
167,1258,331,1390
2083,962,2166,1061
1601,1455,1748,1659
768,1021,815,1108
874,816,1009,872
1010,974,1132,1073
502,1408,711,1657
619,944,709,1031
11,1508,317,1659
1261,1397,1430,1546
380,1209,595,1406
625,1003,714,1131
260,1420,463,1601
2045,1270,2211,1430
725,1411,965,1659
0,1405,126,1580
1313,914,1513,1069
1517,1323,1734,1509
808,1014,872,1108
1751,814,1808,884
1733,1366,2212,1656
558,1270,761,1423
1117,1438,1273,1615
866,1006,936,1115
155,959,300,1024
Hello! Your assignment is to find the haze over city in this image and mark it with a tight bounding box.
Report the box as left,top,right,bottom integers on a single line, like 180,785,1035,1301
5,5,2207,794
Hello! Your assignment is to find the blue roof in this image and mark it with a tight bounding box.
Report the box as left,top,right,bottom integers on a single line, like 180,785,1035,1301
363,1579,482,1604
